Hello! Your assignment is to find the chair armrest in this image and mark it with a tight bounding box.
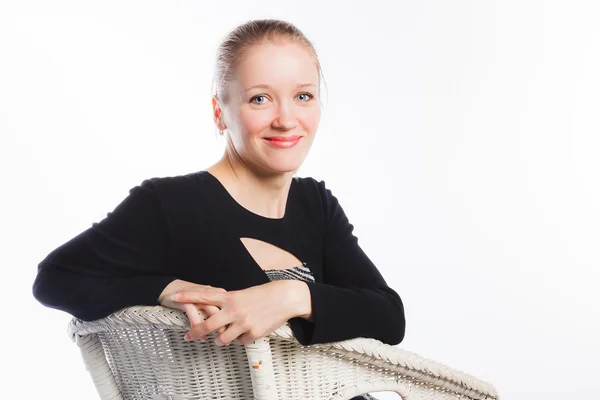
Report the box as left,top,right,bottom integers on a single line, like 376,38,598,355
68,306,499,400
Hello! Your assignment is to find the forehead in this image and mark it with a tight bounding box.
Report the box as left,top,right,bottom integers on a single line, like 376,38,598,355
233,42,319,90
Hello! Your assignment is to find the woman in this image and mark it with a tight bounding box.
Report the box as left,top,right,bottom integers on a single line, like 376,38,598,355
32,18,405,399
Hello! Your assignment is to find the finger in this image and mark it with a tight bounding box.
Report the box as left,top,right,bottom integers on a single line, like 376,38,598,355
194,303,217,317
215,323,247,346
196,305,226,335
187,311,232,340
199,304,220,316
188,312,228,340
182,303,202,327
172,290,226,305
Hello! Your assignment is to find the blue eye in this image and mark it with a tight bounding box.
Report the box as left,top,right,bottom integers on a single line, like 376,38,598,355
250,93,314,104
297,93,314,101
250,95,267,104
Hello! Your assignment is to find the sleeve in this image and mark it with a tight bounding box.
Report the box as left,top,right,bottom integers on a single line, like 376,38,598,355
32,178,179,321
288,179,406,346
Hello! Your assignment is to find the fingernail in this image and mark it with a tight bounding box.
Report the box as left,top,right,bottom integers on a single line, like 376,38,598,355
171,293,181,301
215,337,223,346
184,332,191,341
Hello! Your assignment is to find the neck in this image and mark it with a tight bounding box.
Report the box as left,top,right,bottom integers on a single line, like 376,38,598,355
206,153,296,219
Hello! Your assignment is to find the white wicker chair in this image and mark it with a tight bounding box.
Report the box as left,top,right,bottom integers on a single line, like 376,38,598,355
67,306,499,400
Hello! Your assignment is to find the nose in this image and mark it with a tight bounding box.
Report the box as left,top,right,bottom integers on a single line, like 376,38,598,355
271,101,297,131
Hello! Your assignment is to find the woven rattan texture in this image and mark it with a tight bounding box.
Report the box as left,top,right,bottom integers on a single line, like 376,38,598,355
68,306,499,400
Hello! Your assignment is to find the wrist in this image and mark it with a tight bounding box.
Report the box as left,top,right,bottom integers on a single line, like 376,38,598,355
281,280,313,321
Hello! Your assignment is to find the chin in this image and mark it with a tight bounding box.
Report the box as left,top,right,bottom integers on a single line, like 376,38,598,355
268,165,301,175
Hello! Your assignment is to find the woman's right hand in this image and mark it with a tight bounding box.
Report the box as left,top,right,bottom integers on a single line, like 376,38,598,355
158,279,228,336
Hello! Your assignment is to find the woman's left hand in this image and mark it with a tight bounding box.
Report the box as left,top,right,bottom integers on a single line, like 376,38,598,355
170,280,297,346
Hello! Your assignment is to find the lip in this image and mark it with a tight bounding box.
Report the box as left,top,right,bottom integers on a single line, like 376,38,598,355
263,135,302,141
263,136,302,148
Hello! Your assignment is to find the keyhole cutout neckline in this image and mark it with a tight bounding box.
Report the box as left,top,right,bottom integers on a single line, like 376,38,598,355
237,236,313,285
202,170,295,222
239,237,306,272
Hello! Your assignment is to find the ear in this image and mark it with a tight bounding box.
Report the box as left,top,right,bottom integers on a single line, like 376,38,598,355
212,96,226,131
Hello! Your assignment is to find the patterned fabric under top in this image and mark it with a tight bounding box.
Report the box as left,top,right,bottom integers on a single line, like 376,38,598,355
263,262,315,282
263,264,379,400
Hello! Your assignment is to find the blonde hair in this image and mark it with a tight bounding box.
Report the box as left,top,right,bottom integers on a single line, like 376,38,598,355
211,18,326,106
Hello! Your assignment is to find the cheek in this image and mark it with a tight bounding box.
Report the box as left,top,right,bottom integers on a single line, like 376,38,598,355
238,109,272,136
302,107,321,132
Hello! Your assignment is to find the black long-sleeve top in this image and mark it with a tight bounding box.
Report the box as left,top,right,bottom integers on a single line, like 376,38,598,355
32,170,405,346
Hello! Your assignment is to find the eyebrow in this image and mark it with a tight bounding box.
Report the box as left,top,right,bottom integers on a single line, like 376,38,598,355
243,83,317,93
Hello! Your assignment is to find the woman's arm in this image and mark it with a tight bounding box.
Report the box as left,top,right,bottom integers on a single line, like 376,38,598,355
288,179,406,346
32,178,178,321
282,280,314,322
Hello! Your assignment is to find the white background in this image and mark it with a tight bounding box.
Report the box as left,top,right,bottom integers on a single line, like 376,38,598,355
2,1,599,399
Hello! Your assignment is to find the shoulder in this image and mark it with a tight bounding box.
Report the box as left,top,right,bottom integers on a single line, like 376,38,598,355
136,170,213,199
131,171,215,215
140,170,204,191
295,176,354,238
294,176,340,214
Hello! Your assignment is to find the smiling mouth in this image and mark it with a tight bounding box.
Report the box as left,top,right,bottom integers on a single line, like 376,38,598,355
264,136,302,142
263,136,302,148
